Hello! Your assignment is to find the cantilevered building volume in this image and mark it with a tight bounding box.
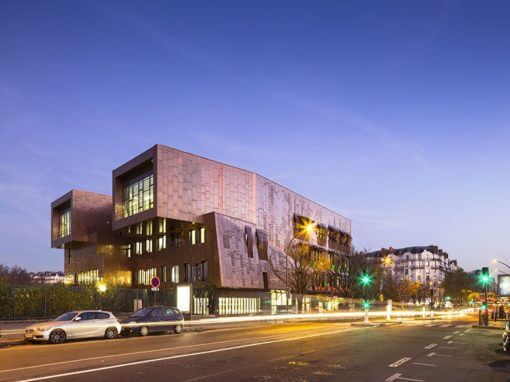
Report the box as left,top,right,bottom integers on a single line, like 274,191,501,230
51,145,352,314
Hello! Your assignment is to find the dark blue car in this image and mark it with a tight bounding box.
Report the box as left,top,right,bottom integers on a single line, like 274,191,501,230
121,306,184,336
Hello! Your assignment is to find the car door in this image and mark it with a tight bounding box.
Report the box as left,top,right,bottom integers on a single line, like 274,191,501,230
148,307,164,331
94,312,111,337
69,312,95,339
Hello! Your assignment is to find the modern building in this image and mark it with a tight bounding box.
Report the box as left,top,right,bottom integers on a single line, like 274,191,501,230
365,245,458,301
51,144,352,314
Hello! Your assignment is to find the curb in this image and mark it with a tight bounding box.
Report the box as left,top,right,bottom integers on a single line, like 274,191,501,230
471,325,503,330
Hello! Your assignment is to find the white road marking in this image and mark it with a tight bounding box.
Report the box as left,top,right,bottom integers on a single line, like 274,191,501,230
453,331,460,334
424,343,437,349
413,362,436,367
459,333,464,336
389,357,412,368
439,346,457,350
427,352,452,358
439,324,451,328
385,373,424,382
448,340,466,345
14,327,363,382
464,329,471,333
425,324,435,327
443,335,452,339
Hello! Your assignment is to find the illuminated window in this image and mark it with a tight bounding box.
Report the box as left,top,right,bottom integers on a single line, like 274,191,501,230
146,220,153,235
122,244,132,258
199,227,206,244
171,265,179,283
157,236,166,250
159,219,166,234
77,269,99,285
189,230,196,245
135,222,143,235
136,268,157,286
145,239,153,253
122,174,154,218
135,241,143,255
59,210,71,238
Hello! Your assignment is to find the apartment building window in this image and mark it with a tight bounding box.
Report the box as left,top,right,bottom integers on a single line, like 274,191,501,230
145,239,153,253
199,227,206,244
135,241,143,255
157,236,167,250
122,174,154,218
136,268,157,286
170,232,182,247
161,266,167,282
171,265,179,283
59,210,71,238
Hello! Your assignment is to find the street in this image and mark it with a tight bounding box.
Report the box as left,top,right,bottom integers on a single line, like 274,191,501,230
0,317,508,382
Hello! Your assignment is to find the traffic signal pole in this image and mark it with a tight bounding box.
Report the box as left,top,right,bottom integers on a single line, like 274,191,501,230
484,282,488,326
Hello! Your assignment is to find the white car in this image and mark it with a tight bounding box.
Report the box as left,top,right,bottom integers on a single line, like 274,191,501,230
24,310,121,344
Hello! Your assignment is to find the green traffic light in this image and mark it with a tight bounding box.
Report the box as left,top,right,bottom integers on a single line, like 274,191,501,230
359,272,372,286
362,300,371,309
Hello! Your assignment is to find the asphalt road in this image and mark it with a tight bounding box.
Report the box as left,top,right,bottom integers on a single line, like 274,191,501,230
0,317,508,382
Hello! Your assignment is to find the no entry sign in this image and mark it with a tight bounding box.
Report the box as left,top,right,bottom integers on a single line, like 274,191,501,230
151,276,160,291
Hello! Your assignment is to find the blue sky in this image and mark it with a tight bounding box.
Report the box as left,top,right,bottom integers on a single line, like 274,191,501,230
1,1,509,272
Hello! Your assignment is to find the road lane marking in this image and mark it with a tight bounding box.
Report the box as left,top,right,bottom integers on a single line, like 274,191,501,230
1,327,358,375
453,331,460,334
448,340,466,345
464,329,471,333
439,324,451,327
427,352,452,357
424,343,437,349
14,327,364,382
388,357,412,368
385,373,424,382
443,335,452,339
425,324,435,327
413,362,436,367
439,346,457,350
459,333,464,336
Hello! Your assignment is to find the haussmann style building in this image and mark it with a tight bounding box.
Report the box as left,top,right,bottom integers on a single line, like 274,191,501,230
51,145,352,315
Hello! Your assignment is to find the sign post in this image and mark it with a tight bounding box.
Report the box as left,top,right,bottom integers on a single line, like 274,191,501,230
151,277,160,306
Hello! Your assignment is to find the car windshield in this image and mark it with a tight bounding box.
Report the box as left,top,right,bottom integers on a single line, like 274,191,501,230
54,312,78,321
130,308,153,318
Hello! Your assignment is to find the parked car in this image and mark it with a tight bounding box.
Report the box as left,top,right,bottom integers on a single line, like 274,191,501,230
121,306,184,336
24,310,122,344
502,320,510,352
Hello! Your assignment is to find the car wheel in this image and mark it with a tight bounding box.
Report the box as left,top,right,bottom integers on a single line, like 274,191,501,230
174,325,183,334
105,327,118,340
49,329,66,344
140,326,149,336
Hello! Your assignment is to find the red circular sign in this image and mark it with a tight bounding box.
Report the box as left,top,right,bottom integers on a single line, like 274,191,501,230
150,276,160,288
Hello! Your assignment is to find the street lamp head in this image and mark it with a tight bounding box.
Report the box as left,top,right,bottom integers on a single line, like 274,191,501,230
492,259,498,264
383,256,393,266
97,281,107,293
305,222,315,234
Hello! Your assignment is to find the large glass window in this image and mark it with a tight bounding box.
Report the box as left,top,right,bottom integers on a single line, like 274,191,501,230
59,210,71,238
136,268,157,286
157,236,166,250
122,174,154,218
171,265,179,283
77,269,99,285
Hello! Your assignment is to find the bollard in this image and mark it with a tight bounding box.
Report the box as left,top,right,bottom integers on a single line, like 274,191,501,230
386,299,392,321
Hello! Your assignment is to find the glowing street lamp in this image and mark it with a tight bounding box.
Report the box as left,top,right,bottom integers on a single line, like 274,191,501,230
383,256,393,267
97,280,108,293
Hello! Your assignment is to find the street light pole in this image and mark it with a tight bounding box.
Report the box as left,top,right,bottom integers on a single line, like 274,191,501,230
493,260,510,273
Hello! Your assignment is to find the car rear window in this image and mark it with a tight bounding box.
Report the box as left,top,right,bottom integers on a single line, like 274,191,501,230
96,312,110,320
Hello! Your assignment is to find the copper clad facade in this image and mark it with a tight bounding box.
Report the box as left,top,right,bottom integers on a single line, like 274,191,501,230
51,144,352,295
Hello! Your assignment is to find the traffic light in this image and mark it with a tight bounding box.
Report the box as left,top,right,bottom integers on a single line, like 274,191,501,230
359,269,373,286
479,267,490,286
362,300,371,309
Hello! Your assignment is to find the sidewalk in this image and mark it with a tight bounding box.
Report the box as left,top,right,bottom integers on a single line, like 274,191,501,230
472,318,506,330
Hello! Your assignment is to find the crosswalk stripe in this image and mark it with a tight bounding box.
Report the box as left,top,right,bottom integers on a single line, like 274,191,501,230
439,324,451,327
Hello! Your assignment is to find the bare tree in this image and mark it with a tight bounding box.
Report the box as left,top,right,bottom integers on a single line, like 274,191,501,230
338,248,379,299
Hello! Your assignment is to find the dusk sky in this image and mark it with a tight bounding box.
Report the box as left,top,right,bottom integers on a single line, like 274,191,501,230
1,1,509,272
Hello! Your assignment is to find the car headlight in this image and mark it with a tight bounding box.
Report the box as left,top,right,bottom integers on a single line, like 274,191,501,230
36,328,49,332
